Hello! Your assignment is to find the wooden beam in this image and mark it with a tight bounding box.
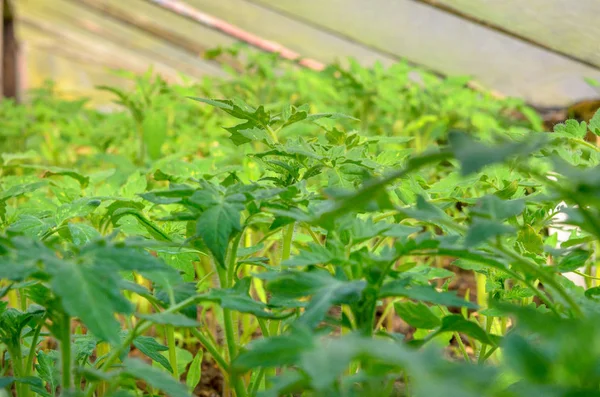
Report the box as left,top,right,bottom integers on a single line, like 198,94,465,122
252,0,600,107
419,0,600,70
3,0,19,100
73,0,243,72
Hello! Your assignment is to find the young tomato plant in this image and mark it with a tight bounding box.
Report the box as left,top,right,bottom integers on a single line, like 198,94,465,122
2,48,600,397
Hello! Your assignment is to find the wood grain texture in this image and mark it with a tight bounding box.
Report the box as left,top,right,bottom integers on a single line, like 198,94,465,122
430,0,600,69
254,0,600,107
184,0,396,67
14,0,226,104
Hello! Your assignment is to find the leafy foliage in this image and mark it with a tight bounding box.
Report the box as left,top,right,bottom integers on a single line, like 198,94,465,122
1,47,600,397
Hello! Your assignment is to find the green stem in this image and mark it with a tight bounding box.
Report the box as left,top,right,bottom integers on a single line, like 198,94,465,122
303,223,322,245
188,328,228,372
218,234,246,397
9,345,24,397
257,318,270,338
165,285,179,380
249,368,266,397
60,314,72,392
281,223,294,262
478,316,494,364
24,323,43,377
476,273,487,310
265,125,279,144
454,332,471,362
574,270,600,281
494,244,582,316
439,218,581,316
19,291,27,312
166,325,179,380
84,295,201,397
137,122,145,165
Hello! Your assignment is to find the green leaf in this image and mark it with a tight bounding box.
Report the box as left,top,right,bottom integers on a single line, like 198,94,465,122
557,249,591,273
49,261,131,344
140,186,195,204
133,336,172,373
517,225,544,253
394,301,441,329
0,377,13,388
123,358,190,397
196,196,244,267
38,166,90,188
55,198,101,225
472,195,525,220
282,243,335,267
186,350,203,392
434,315,500,346
300,279,366,328
305,112,358,122
67,223,101,246
138,313,200,327
232,327,314,371
157,347,193,377
589,108,600,136
6,215,53,238
143,111,168,160
189,98,273,145
201,278,283,319
503,333,550,383
380,281,477,309
465,219,514,248
80,240,181,285
228,126,270,146
449,131,544,175
35,351,59,393
0,181,47,202
553,119,588,138
112,208,172,242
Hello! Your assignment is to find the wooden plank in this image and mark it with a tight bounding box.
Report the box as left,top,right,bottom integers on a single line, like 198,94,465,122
13,0,229,104
424,0,600,69
102,0,239,56
14,5,214,104
253,0,600,107
0,0,5,99
182,0,396,67
25,0,225,77
3,0,19,99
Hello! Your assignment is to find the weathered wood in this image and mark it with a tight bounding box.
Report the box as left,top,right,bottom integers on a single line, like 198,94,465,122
74,0,244,72
253,0,600,107
3,0,19,100
423,0,600,69
13,0,227,104
0,0,4,99
179,0,396,67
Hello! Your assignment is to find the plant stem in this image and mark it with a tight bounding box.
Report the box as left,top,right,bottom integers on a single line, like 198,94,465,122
454,332,471,362
9,345,24,397
7,289,18,309
85,295,201,397
249,368,266,396
303,223,322,245
188,328,228,372
281,223,294,262
166,325,179,380
574,270,600,281
218,234,246,397
19,290,27,312
23,323,43,397
96,342,111,397
137,122,145,165
60,314,73,393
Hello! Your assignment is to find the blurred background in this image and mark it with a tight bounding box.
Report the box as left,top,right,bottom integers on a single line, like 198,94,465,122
3,0,600,118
